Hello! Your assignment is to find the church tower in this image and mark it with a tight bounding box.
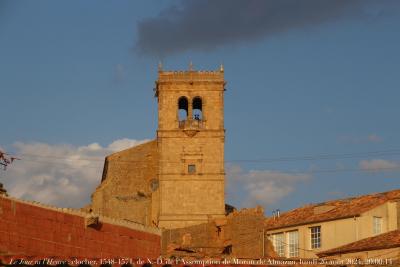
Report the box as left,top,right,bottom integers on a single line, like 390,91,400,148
155,64,226,229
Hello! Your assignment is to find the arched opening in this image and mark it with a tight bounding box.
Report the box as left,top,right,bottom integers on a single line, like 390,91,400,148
192,96,202,120
178,96,188,121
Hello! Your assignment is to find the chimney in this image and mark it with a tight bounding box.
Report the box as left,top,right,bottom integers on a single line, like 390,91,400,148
0,183,7,196
272,209,280,219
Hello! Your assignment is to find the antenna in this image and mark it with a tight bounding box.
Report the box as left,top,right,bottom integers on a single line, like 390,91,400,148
0,150,20,171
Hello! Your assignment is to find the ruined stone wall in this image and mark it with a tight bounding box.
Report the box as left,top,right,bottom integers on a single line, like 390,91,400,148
161,221,225,258
0,195,161,259
225,207,272,259
90,140,159,226
161,207,275,259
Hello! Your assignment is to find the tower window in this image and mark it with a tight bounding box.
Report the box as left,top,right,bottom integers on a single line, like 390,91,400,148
192,96,202,120
178,96,188,121
188,164,196,174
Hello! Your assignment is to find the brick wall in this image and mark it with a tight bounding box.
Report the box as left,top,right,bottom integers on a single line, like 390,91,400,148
0,195,161,259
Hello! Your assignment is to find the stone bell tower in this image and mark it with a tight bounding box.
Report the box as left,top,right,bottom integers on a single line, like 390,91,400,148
155,64,226,229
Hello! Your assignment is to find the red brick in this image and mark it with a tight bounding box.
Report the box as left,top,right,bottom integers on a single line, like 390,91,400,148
38,208,56,218
69,231,84,246
72,225,85,236
55,212,64,222
0,198,11,208
0,196,161,259
8,233,18,247
36,228,54,241
54,244,68,257
98,222,114,232
117,226,133,237
72,215,84,226
0,204,13,218
85,239,102,254
1,220,13,233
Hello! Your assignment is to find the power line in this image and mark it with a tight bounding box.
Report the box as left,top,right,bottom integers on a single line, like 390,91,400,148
13,158,102,169
3,151,400,175
229,149,400,163
4,148,400,164
9,157,400,174
266,235,313,253
283,166,400,174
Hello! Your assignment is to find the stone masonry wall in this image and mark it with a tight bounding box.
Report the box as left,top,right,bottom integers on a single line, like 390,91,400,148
91,140,159,226
161,207,276,259
0,195,161,259
226,207,272,259
156,70,226,229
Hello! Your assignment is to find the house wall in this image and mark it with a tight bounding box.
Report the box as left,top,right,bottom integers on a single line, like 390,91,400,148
393,200,400,229
323,247,400,266
267,202,398,259
359,201,398,237
0,195,161,259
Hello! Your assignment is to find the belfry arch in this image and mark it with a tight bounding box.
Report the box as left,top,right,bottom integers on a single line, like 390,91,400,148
178,96,189,121
192,96,203,120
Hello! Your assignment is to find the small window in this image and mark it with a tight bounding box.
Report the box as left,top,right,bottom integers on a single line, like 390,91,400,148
373,217,382,235
272,233,285,257
188,164,196,174
288,230,299,258
223,245,232,255
310,226,321,249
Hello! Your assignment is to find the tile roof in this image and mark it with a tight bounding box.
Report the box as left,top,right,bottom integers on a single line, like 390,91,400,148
265,189,400,230
317,230,400,257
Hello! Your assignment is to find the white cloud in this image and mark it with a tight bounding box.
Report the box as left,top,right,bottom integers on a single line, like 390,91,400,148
107,138,147,152
2,138,149,208
359,159,399,172
227,165,310,208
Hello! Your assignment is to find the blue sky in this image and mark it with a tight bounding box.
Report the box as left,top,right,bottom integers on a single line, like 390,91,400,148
1,0,400,213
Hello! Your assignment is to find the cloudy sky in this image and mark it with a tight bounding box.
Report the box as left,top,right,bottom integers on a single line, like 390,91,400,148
1,0,400,214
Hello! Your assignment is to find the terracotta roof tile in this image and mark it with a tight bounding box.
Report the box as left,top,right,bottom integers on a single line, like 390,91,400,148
317,230,400,257
265,189,400,230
